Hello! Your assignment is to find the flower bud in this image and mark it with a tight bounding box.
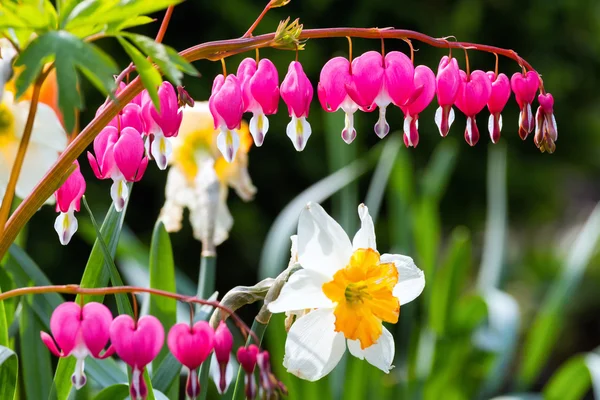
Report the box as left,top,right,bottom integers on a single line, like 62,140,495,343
213,321,234,393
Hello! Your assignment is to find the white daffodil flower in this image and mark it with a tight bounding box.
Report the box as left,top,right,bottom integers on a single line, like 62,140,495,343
0,91,67,201
268,202,425,381
159,102,256,245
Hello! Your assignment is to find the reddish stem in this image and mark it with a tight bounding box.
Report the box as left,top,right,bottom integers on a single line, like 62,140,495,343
244,1,272,38
155,5,175,44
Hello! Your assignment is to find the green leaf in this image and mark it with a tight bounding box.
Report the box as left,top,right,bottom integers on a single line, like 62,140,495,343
517,202,600,389
93,384,129,400
152,353,181,394
19,298,53,400
53,198,131,400
544,355,592,400
118,37,161,110
0,284,8,348
0,1,57,30
106,16,154,33
449,294,488,334
148,222,178,378
429,227,471,336
14,30,117,132
63,0,181,30
81,196,132,316
0,345,17,400
125,33,198,84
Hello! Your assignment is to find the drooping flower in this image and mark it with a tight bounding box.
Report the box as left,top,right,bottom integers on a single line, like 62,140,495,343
346,51,415,138
237,58,280,146
486,72,511,143
454,70,492,146
141,81,183,169
97,82,144,134
212,320,234,394
110,315,164,400
317,57,359,144
510,71,540,140
256,350,287,398
400,65,436,148
209,74,244,162
534,93,557,153
0,90,67,202
41,302,114,389
434,56,461,137
237,344,259,400
87,126,148,211
267,203,425,381
280,61,314,151
54,160,86,245
159,102,255,246
168,321,215,399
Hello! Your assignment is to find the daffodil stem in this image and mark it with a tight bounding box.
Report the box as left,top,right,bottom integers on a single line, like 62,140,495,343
0,26,540,260
0,75,44,238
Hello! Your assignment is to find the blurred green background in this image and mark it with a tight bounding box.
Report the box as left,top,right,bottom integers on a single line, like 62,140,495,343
15,0,600,398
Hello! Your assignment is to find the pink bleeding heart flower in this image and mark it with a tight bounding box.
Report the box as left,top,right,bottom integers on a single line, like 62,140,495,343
280,61,314,151
435,56,461,137
454,70,492,146
96,82,144,130
87,126,148,212
110,315,164,400
237,57,280,146
54,160,86,245
346,51,415,138
41,302,114,390
511,71,540,140
213,321,234,394
486,72,511,144
237,344,260,400
400,65,436,148
209,74,244,162
317,57,359,144
141,81,183,170
168,322,215,400
256,350,287,398
534,93,557,153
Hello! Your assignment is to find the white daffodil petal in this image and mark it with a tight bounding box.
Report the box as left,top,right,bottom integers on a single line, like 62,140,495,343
352,204,376,251
10,97,67,152
298,202,352,277
381,253,425,305
284,308,346,381
12,142,59,201
267,269,333,313
347,327,395,373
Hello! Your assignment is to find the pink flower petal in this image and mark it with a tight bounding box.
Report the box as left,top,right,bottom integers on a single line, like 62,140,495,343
317,57,352,112
384,51,415,107
50,302,83,357
80,302,113,358
346,51,384,111
402,65,435,115
436,56,461,106
168,322,215,370
281,61,313,118
113,127,146,182
110,315,164,369
455,70,492,117
251,58,280,115
55,160,86,213
510,71,540,108
486,72,511,114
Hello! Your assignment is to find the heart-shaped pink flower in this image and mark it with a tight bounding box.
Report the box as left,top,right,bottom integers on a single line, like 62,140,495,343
41,302,113,389
511,71,540,139
280,61,314,151
212,321,234,394
400,65,436,148
54,161,86,245
455,70,492,146
209,73,244,162
486,72,511,143
534,92,557,153
110,315,164,400
237,345,260,400
434,56,461,137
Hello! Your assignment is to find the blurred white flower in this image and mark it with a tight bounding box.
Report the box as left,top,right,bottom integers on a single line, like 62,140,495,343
268,203,425,381
159,101,256,245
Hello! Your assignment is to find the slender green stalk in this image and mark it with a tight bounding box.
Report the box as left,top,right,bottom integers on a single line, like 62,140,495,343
198,252,217,400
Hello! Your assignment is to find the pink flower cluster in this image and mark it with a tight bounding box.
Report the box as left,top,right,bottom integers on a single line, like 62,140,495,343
40,302,283,400
209,52,557,160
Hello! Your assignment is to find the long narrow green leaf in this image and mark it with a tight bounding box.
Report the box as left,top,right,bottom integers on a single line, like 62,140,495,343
53,198,131,400
0,345,18,400
81,196,132,316
93,384,129,400
517,202,600,389
543,355,592,400
118,37,162,109
20,298,53,400
0,284,8,348
148,221,178,398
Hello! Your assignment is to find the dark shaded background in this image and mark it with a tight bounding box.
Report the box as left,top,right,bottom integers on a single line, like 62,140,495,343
23,0,600,392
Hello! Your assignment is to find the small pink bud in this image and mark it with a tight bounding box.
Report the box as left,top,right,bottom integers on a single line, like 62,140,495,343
511,71,540,139
237,58,279,146
237,345,259,400
317,57,359,144
213,321,233,393
54,160,86,245
435,56,461,137
281,61,314,151
455,70,492,146
40,302,114,390
210,74,244,162
486,72,511,144
534,93,557,153
110,315,164,400
400,65,436,148
168,322,214,399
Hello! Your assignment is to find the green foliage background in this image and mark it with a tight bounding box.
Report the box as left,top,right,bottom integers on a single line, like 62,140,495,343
7,0,600,398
